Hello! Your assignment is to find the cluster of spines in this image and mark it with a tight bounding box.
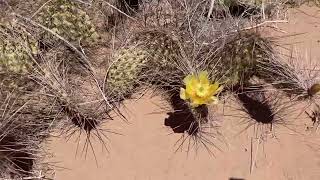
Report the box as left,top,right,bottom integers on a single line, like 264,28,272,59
107,47,149,99
37,0,99,43
0,22,38,73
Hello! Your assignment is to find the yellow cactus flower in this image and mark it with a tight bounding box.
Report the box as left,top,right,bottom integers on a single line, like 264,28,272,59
180,71,223,107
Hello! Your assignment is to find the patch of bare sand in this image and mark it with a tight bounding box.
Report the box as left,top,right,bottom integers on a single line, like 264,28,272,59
47,5,320,180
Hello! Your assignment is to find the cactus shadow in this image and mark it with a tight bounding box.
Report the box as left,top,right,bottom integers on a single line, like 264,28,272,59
164,92,208,135
0,135,34,175
235,85,274,124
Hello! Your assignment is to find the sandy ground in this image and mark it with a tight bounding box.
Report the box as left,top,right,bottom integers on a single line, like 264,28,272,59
46,5,320,180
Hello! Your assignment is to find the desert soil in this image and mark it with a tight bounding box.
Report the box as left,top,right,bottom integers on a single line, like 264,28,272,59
46,5,320,180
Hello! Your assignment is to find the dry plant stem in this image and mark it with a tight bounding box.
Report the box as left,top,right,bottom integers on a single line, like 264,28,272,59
0,91,49,178
33,62,99,132
256,58,307,99
248,137,257,174
250,137,253,173
31,0,54,18
22,175,46,180
207,0,215,19
241,20,288,31
74,0,92,6
104,1,137,21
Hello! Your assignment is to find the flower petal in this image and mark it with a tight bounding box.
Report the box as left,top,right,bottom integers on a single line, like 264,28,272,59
207,82,219,96
183,74,193,84
185,75,198,87
191,96,206,107
180,88,187,100
198,71,209,85
185,75,198,97
210,96,219,104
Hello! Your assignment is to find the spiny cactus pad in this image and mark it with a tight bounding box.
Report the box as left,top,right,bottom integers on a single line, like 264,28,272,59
0,22,38,73
38,0,99,43
209,33,267,87
133,30,180,69
107,47,149,98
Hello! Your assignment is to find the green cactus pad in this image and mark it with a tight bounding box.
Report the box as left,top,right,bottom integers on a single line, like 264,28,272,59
132,30,180,69
0,22,38,73
107,47,149,98
38,0,99,43
209,33,268,88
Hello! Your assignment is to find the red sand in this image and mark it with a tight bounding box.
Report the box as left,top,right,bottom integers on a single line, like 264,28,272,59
47,5,320,180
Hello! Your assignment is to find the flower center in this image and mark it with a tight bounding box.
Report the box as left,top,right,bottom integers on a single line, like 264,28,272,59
196,85,207,97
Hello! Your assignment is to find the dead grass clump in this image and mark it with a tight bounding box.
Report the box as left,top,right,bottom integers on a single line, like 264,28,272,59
0,87,56,179
0,134,35,178
255,50,320,100
209,0,261,19
87,0,139,30
205,0,287,20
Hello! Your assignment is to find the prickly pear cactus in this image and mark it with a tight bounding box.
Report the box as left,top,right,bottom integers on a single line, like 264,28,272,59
38,0,99,43
107,30,182,99
107,47,149,98
210,33,268,88
133,30,180,70
0,22,38,73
